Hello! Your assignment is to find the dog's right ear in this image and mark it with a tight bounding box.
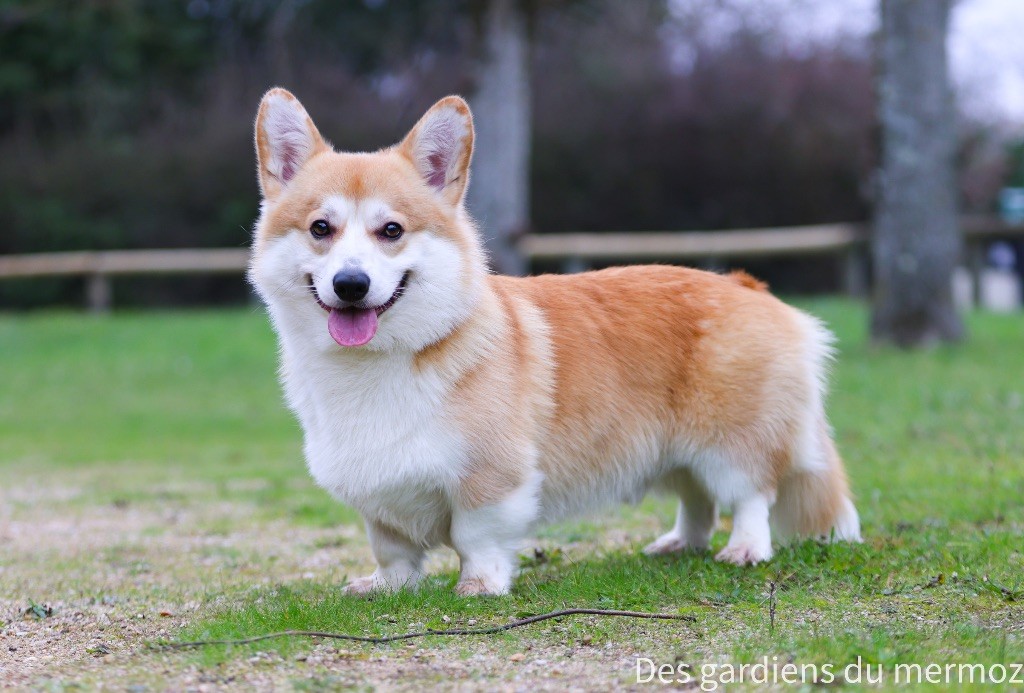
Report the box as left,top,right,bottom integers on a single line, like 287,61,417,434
255,88,329,200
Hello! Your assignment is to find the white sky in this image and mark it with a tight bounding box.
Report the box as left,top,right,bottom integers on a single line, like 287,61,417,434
950,0,1024,128
667,0,1024,131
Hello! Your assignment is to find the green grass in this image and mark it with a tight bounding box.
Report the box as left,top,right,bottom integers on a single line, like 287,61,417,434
2,301,1023,686
0,309,360,527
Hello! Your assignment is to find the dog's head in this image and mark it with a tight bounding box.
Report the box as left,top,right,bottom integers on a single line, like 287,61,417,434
249,89,486,353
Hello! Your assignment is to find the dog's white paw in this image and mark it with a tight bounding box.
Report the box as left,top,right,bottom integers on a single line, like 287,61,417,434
643,532,708,555
714,543,772,566
342,575,382,595
455,577,508,597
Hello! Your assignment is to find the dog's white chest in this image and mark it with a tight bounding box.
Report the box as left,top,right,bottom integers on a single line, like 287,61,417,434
279,338,464,533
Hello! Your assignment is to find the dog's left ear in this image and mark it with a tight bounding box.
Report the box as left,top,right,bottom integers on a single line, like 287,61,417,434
398,96,474,206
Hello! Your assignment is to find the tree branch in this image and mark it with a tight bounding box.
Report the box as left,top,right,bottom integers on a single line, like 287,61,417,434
151,608,696,650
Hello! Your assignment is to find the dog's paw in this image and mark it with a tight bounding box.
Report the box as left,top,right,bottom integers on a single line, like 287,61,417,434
714,543,772,566
344,570,422,595
343,575,382,595
455,577,508,597
643,532,708,555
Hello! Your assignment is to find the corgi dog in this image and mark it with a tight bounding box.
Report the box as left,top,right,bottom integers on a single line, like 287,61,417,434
248,89,861,596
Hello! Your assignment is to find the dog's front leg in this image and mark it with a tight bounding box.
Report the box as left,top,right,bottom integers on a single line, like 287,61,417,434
344,519,425,595
449,472,542,596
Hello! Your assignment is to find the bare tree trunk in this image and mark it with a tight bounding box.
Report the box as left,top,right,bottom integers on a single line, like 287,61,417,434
468,0,530,276
871,0,964,347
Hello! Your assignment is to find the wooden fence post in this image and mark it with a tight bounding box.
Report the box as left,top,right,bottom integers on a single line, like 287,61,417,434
842,246,869,297
968,240,985,309
87,273,112,313
561,256,589,274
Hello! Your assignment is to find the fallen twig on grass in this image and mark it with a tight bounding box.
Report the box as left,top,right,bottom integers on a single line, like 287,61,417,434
152,608,696,650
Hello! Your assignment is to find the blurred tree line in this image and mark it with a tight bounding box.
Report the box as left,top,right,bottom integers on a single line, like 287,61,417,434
0,0,1013,306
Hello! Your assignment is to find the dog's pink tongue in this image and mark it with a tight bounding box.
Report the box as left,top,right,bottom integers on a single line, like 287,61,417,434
327,308,378,347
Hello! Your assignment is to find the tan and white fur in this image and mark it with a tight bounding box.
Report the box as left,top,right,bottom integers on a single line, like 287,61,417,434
248,89,861,596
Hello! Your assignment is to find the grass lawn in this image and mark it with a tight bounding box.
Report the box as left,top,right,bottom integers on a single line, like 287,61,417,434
1,299,1022,690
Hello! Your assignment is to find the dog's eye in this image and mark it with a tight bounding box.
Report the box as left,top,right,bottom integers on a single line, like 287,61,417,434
380,222,404,240
309,219,331,239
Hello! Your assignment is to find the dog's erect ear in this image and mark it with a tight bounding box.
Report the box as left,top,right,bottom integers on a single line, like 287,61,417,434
255,88,329,200
398,96,474,206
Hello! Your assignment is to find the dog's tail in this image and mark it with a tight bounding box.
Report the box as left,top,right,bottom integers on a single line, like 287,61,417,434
769,311,860,543
727,270,768,292
770,428,861,543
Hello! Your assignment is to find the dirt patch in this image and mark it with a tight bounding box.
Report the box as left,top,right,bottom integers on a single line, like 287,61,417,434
0,486,361,688
0,478,669,690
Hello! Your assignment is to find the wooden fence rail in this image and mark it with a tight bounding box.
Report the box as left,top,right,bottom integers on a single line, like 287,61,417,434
0,248,251,311
520,223,866,261
0,218,1021,311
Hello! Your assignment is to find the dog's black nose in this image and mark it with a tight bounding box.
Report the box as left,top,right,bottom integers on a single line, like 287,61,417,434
333,271,370,302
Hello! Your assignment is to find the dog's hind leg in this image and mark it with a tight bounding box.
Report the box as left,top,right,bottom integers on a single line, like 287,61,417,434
715,490,775,565
688,448,777,565
643,468,718,555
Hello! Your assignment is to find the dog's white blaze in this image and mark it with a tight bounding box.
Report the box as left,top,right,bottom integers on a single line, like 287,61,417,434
303,196,405,309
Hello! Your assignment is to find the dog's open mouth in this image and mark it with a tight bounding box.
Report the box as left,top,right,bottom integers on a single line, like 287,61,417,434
307,272,409,347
